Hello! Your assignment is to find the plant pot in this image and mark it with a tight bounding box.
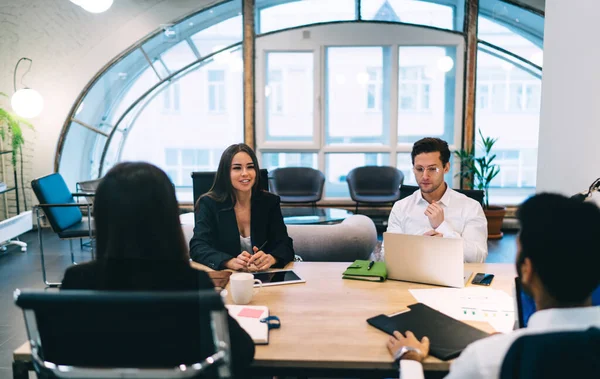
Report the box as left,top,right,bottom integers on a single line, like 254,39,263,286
484,205,506,240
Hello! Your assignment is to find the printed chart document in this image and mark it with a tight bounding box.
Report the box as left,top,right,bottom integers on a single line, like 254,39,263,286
409,287,515,333
226,305,269,344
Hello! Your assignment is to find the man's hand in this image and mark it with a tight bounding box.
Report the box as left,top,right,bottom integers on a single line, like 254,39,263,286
247,246,277,271
423,230,443,237
424,201,444,229
224,251,252,271
387,331,430,362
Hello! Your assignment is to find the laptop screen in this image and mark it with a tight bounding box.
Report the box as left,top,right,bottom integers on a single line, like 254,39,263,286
516,277,600,328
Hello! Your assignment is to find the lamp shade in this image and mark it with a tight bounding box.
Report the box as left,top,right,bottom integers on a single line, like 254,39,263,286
11,88,44,119
436,56,454,73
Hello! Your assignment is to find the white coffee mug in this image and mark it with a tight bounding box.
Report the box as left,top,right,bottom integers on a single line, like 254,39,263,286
230,273,262,305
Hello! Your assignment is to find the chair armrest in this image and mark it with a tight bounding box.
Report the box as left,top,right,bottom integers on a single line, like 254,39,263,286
71,192,95,197
35,203,93,209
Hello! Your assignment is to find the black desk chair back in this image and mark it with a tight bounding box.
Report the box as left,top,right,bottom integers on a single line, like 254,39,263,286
399,184,485,206
31,173,95,287
270,167,325,205
346,166,404,213
192,169,269,207
15,289,232,379
500,327,600,379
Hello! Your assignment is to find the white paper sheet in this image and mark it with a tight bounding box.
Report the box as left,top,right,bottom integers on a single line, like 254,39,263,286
409,287,516,333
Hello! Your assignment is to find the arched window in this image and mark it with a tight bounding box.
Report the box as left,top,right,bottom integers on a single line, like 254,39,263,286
57,0,543,204
477,0,543,204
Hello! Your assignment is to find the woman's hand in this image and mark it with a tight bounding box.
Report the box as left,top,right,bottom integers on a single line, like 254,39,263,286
225,251,252,271
247,247,277,271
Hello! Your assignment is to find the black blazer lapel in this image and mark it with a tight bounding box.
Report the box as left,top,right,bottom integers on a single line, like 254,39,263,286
250,193,268,252
216,199,242,255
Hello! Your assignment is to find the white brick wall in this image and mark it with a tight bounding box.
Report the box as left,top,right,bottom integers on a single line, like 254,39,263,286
0,0,216,220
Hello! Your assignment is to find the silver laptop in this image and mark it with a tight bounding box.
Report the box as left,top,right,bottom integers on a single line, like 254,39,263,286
383,232,472,288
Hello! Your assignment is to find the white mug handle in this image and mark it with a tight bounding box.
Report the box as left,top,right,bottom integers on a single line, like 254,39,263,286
253,279,262,295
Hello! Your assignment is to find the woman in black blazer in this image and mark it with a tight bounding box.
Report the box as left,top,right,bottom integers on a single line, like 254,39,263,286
190,143,294,271
60,162,254,377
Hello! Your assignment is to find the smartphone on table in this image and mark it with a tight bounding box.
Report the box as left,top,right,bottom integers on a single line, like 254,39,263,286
471,273,495,286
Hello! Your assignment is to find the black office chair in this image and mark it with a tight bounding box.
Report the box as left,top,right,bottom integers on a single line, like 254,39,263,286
191,169,269,208
270,167,325,205
31,173,95,287
500,327,600,379
346,166,404,213
14,289,233,379
399,184,485,206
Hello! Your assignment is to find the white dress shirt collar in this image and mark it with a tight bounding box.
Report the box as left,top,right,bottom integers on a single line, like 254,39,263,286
414,183,453,207
527,306,600,332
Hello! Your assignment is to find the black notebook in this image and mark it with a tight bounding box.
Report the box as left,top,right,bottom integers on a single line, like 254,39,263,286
367,303,489,360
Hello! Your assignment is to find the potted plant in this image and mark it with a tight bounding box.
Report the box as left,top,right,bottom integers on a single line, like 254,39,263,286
454,130,506,239
0,92,34,208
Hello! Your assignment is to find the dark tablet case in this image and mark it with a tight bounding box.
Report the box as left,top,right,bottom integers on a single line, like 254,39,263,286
367,303,490,360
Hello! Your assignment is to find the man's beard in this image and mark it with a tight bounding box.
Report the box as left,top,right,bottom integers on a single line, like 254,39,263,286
420,181,443,194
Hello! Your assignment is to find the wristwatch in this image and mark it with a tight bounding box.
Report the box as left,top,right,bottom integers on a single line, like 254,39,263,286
393,346,423,362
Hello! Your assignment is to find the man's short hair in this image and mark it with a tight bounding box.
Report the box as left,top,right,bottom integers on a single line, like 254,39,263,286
411,138,451,166
517,193,600,303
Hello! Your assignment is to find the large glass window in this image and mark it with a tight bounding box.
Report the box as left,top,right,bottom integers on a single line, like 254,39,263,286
257,22,464,200
475,46,540,205
117,50,244,202
58,0,244,194
265,52,314,142
162,82,181,113
361,0,459,31
73,49,159,133
207,69,227,112
326,47,390,145
261,152,318,171
398,46,456,143
478,0,544,66
191,16,243,58
257,0,355,34
58,0,542,205
159,41,198,73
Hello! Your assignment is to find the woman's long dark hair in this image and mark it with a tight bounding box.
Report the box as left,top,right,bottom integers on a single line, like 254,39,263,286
94,162,188,261
198,143,261,208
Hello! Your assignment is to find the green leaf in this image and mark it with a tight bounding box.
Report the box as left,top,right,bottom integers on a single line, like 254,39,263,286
0,97,34,164
455,129,501,204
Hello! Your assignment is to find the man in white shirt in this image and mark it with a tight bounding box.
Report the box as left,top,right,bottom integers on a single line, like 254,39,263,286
387,193,600,379
387,138,488,263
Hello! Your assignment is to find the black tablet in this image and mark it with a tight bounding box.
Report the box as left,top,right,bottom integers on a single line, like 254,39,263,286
252,270,305,287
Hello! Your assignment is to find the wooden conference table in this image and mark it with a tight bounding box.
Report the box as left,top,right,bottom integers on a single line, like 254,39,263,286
13,262,516,378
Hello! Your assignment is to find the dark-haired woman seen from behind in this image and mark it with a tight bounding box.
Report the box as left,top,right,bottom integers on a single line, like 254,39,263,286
190,143,294,271
60,162,254,376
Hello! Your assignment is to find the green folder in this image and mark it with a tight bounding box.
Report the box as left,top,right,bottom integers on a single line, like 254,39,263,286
342,260,387,282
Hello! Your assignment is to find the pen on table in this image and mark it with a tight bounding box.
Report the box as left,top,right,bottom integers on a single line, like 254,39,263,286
367,260,375,270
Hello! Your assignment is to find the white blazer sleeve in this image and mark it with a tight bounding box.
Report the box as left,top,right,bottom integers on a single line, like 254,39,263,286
399,360,425,379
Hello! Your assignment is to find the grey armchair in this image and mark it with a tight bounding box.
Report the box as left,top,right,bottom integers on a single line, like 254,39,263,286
346,166,404,213
286,215,377,261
